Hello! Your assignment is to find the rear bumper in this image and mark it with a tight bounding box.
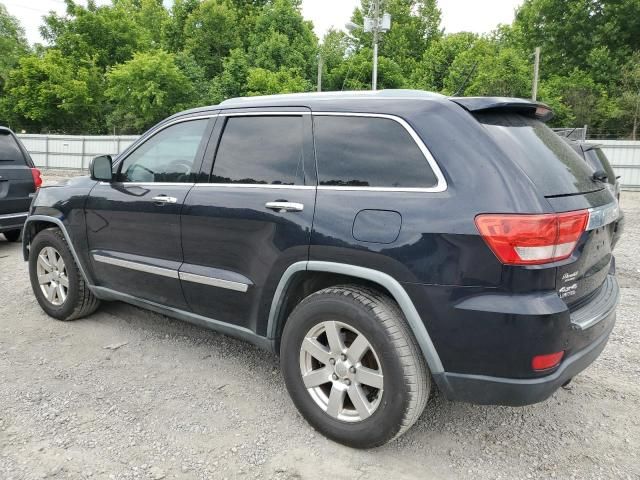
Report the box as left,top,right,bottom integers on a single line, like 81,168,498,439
0,211,28,232
433,274,619,406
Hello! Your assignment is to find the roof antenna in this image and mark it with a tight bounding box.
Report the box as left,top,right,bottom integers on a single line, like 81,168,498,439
452,61,478,97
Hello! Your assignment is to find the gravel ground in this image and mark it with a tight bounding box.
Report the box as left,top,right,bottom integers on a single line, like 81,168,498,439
1,181,639,480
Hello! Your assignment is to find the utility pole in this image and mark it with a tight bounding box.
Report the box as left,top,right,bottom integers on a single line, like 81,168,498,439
532,47,541,101
372,0,380,91
317,54,323,92
345,2,390,91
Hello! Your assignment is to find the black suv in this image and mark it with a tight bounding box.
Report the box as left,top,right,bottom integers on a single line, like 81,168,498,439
23,91,620,448
1,126,42,241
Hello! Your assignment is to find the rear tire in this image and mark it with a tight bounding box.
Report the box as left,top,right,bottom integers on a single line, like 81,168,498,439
3,229,21,242
281,285,430,448
28,228,100,321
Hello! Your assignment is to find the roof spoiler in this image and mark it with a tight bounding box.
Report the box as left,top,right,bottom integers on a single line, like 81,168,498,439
449,97,554,122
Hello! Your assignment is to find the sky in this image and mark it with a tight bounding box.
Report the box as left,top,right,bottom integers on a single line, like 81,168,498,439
3,0,524,45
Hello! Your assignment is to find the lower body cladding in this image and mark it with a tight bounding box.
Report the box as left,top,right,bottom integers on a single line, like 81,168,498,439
0,211,28,233
406,274,619,407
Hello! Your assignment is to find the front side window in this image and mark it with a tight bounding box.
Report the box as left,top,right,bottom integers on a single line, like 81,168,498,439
313,115,438,188
211,116,305,185
119,119,209,183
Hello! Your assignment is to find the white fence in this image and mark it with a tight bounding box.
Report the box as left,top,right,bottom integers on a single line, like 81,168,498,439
17,134,139,170
595,140,640,191
15,134,640,190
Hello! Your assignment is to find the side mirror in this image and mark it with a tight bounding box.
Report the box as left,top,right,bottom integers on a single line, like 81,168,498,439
90,155,113,182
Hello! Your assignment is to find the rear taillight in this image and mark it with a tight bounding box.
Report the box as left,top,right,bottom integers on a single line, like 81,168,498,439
475,210,589,265
30,168,42,190
532,351,564,371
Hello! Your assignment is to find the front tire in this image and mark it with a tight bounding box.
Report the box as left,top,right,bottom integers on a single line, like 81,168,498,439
281,286,430,448
3,229,21,242
28,228,100,321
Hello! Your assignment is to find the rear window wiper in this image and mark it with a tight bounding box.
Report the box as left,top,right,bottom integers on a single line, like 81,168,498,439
592,170,609,183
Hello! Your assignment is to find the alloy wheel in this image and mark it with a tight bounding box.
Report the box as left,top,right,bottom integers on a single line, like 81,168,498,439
299,321,384,422
36,246,68,306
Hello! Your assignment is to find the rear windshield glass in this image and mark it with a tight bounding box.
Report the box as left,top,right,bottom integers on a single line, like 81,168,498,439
475,113,600,196
0,131,26,165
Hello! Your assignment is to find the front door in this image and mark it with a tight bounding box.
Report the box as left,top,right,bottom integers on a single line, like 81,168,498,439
180,111,316,334
86,117,215,309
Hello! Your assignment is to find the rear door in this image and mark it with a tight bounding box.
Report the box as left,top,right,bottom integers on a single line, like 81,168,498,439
180,110,316,334
476,112,618,306
86,116,215,309
0,129,34,221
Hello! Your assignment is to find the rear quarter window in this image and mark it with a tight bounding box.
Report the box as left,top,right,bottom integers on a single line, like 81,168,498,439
476,113,599,197
313,115,439,189
0,131,27,165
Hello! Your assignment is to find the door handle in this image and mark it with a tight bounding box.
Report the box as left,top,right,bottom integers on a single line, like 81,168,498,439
152,195,178,204
265,201,304,212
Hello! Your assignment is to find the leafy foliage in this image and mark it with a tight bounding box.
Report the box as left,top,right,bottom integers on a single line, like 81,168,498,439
105,50,195,133
0,0,639,138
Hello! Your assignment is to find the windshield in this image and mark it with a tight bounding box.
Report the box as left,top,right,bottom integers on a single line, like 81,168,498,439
476,112,601,197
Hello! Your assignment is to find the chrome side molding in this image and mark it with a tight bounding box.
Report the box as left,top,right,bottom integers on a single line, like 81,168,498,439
179,271,249,293
91,251,250,292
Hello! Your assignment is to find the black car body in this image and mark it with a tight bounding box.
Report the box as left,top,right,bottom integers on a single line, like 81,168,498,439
0,126,41,241
22,90,621,447
565,139,624,248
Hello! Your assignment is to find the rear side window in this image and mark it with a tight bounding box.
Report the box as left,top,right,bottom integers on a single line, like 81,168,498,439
313,115,438,188
0,131,26,165
476,113,598,196
211,116,305,185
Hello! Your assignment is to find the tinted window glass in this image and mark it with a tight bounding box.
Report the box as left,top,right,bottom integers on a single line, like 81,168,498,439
120,119,209,183
314,116,437,188
0,132,26,165
476,113,598,196
212,116,304,185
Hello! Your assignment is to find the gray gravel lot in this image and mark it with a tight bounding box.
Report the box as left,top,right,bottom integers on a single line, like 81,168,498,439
1,179,639,479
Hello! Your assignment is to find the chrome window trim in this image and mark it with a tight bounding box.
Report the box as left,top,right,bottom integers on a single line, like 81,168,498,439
92,253,179,279
586,202,620,231
194,184,315,190
99,182,194,187
0,211,28,220
220,111,311,117
112,114,218,168
312,112,448,193
179,271,249,293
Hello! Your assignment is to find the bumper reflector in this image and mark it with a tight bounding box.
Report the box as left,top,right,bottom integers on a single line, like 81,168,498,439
532,351,564,372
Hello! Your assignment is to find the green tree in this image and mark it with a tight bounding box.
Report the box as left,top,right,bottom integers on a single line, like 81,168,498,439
325,48,405,91
619,53,640,139
443,38,531,97
183,0,241,78
163,0,200,52
209,48,250,103
247,0,318,81
2,50,103,133
349,0,442,78
246,67,312,96
105,50,195,133
411,32,477,90
0,2,29,97
318,29,349,91
539,69,615,129
511,0,640,77
40,0,150,70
